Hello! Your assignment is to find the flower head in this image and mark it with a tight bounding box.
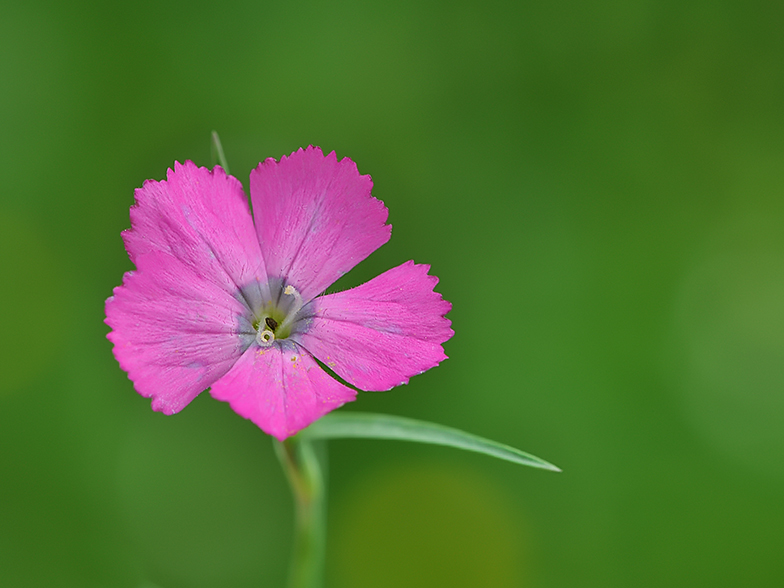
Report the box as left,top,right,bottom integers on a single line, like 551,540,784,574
105,147,453,440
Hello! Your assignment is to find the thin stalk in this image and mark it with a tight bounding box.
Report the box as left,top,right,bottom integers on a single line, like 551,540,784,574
210,130,230,175
274,436,328,588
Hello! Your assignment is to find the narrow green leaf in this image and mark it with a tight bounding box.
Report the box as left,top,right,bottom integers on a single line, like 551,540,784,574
299,412,560,472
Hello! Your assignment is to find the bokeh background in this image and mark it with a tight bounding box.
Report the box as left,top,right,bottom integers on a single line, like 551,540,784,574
2,1,784,586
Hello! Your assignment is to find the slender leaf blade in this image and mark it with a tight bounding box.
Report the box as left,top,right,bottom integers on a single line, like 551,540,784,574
299,412,560,472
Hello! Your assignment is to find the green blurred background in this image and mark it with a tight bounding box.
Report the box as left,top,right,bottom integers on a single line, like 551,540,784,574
2,0,784,586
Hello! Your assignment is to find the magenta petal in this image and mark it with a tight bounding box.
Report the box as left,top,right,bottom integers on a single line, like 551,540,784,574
105,252,254,415
297,261,453,391
209,343,357,441
123,161,268,307
250,146,391,302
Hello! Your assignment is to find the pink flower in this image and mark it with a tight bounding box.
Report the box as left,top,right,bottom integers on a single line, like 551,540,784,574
105,147,453,440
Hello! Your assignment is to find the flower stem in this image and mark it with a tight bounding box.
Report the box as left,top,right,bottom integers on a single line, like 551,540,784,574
274,436,328,588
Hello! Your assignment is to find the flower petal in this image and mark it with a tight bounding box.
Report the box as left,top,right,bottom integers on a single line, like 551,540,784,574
105,251,255,415
123,161,268,310
209,342,357,441
296,261,453,391
250,146,391,302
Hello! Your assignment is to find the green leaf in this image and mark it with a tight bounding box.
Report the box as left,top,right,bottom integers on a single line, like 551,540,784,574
299,412,560,472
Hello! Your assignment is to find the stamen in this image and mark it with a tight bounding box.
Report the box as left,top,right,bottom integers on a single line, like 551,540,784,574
257,328,275,346
277,284,304,334
284,285,303,307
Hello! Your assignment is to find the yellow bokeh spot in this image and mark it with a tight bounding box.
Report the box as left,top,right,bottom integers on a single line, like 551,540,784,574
330,461,530,588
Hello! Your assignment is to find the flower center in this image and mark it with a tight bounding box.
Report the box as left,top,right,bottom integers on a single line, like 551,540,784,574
254,284,305,346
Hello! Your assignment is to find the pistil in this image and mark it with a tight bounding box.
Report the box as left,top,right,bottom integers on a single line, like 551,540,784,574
255,284,305,347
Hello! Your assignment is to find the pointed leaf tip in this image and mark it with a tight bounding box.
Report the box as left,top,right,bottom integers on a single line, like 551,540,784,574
298,412,561,472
